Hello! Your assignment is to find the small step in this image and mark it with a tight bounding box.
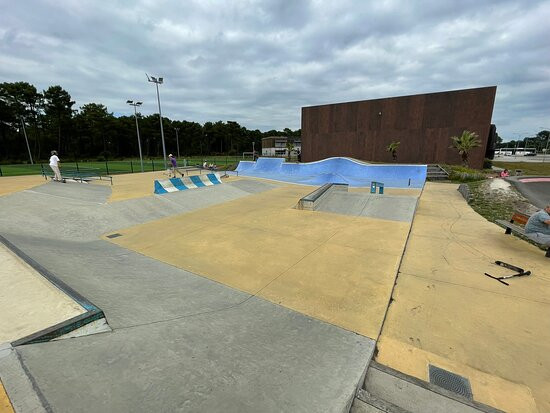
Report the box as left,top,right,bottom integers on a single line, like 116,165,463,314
363,362,503,413
351,389,411,412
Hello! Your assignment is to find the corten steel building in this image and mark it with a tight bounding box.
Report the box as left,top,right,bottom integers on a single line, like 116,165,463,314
301,86,497,169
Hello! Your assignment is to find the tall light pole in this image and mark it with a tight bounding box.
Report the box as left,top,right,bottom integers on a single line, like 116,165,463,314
146,73,167,169
541,127,550,163
20,117,33,164
127,100,144,172
174,127,180,158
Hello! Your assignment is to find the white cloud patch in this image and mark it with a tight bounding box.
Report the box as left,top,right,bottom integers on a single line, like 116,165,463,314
1,0,549,138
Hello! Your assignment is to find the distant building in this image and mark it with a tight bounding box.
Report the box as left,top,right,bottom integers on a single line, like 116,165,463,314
262,136,302,158
301,86,497,169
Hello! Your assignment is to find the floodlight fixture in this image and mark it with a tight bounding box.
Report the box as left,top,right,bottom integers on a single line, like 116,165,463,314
146,73,168,168
126,100,133,104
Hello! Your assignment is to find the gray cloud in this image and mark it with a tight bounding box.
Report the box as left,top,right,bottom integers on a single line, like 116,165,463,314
1,0,549,138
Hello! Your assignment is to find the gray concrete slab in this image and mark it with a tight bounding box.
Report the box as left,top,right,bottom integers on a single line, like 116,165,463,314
26,180,112,204
361,195,418,222
316,192,418,222
17,297,373,413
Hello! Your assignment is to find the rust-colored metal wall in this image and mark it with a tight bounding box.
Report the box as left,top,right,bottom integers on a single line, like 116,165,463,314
301,86,497,169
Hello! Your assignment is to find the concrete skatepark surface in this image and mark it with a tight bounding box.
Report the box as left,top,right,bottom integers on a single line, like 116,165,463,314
105,184,417,338
0,176,375,412
507,176,550,209
236,157,427,188
1,172,549,412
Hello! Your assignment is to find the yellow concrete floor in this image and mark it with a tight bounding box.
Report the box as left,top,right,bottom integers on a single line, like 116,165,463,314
0,243,85,343
0,380,14,413
106,184,414,338
0,175,45,197
376,182,550,413
103,170,240,203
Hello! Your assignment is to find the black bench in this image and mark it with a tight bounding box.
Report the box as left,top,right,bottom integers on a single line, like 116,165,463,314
496,212,550,257
42,166,113,185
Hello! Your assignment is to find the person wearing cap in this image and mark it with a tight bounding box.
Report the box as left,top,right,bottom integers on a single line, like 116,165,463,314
169,154,177,178
49,150,62,182
525,204,550,246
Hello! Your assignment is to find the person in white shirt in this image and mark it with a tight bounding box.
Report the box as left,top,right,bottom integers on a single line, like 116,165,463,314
49,150,62,181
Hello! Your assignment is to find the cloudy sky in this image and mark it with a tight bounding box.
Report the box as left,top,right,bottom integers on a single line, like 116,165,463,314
1,0,549,140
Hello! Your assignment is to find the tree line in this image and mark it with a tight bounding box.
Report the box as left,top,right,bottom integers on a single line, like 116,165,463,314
495,130,550,152
0,81,301,163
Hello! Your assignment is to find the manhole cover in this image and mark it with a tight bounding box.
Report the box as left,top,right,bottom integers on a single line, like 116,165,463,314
106,233,122,239
428,365,472,400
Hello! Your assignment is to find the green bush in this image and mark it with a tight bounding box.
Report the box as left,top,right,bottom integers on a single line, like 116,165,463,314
483,158,493,169
443,164,488,183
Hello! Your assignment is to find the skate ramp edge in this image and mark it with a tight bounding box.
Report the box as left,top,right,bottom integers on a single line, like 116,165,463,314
0,235,109,346
154,173,222,194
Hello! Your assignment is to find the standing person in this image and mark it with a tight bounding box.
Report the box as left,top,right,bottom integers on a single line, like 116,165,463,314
49,150,62,182
169,154,177,177
525,204,550,246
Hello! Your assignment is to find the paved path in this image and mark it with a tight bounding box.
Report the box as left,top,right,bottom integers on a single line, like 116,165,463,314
0,179,375,412
376,182,550,413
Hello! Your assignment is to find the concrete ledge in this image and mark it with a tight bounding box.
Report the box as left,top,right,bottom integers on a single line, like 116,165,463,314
297,183,348,210
0,234,108,346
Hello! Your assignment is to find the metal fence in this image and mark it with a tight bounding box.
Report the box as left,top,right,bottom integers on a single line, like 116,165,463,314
0,156,245,177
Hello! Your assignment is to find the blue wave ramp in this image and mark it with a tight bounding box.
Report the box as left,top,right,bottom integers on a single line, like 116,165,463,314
236,157,427,188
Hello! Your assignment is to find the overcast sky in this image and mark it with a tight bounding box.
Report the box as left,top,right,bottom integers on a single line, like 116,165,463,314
1,0,549,140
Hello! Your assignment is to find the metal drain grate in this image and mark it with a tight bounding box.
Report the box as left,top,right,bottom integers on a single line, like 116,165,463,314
106,233,123,239
428,365,473,400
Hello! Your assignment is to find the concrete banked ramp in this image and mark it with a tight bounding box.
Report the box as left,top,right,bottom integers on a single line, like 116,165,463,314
507,176,550,209
236,157,427,188
154,173,222,194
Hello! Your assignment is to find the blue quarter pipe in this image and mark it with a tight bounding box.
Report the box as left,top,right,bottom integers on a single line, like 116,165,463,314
236,157,427,188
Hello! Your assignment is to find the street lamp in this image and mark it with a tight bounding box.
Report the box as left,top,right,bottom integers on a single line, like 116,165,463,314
19,118,33,165
174,127,180,158
541,127,550,163
127,100,144,172
146,73,167,169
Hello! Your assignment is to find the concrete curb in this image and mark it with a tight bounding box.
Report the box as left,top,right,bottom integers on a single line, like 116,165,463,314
368,361,504,413
0,234,107,346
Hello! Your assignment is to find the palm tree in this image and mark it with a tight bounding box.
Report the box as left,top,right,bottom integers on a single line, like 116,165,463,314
286,139,295,161
386,141,400,161
449,130,481,166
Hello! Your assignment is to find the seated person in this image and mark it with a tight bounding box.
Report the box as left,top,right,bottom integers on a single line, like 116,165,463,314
499,169,510,177
525,205,550,246
203,161,208,168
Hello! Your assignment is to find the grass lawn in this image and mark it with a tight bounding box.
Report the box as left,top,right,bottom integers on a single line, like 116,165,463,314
492,161,550,175
0,155,244,177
